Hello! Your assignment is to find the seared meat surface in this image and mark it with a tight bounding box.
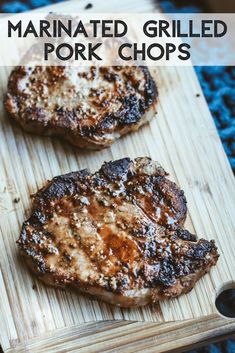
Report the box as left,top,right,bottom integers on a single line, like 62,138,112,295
5,66,157,149
17,158,219,307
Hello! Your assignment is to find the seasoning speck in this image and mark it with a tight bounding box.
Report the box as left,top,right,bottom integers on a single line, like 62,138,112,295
14,197,20,203
196,93,200,97
85,3,93,9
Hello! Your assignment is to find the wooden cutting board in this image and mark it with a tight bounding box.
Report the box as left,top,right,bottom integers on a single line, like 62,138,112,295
0,0,235,352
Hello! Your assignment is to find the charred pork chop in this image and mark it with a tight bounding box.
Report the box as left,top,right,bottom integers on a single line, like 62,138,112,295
5,66,157,149
17,158,219,307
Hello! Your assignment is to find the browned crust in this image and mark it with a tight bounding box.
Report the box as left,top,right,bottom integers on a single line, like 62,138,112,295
17,158,219,306
21,251,216,308
5,66,158,149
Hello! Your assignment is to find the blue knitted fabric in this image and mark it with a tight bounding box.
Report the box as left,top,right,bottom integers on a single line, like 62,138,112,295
159,1,235,172
0,1,234,352
0,0,234,172
1,0,234,172
157,4,235,353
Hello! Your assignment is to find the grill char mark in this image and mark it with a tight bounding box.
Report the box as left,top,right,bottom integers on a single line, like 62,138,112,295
5,66,158,149
17,157,219,307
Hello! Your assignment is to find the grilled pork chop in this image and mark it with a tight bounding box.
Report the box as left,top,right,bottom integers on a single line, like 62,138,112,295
17,158,219,307
5,66,157,149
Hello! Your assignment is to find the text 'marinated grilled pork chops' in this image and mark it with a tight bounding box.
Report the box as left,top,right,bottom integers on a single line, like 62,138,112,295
17,158,219,307
5,66,157,149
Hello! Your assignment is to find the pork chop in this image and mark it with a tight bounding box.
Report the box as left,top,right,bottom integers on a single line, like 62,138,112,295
5,66,157,149
17,157,219,307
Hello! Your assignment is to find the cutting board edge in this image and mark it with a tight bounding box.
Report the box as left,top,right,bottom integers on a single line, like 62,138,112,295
3,314,235,353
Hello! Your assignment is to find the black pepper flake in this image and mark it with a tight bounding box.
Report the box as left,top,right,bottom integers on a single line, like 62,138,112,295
63,251,72,262
85,3,93,9
196,93,200,97
13,197,20,203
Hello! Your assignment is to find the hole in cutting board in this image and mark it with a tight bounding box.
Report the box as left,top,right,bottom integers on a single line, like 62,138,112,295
215,283,235,318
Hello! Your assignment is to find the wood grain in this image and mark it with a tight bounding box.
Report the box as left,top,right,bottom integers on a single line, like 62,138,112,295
4,315,235,353
0,0,235,352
